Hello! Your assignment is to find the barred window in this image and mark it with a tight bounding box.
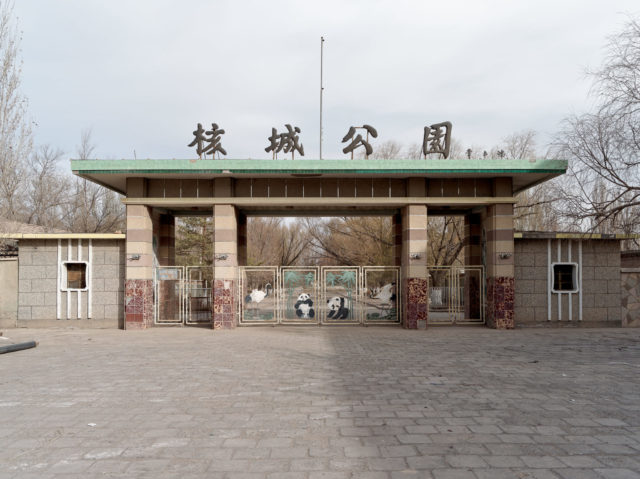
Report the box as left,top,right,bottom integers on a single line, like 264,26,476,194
552,263,578,293
64,262,87,290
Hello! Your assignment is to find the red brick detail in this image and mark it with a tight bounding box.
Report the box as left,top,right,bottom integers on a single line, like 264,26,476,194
403,277,429,329
213,279,236,329
486,276,515,329
125,279,153,329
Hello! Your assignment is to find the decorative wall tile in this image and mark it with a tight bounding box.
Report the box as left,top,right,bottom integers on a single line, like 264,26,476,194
487,276,515,329
213,279,236,329
404,277,428,329
125,279,153,329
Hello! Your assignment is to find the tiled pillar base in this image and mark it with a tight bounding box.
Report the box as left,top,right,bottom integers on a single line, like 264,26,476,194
125,279,153,329
404,277,428,329
486,276,515,329
213,279,236,329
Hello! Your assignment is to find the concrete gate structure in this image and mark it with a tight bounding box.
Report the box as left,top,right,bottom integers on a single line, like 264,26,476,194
71,158,567,330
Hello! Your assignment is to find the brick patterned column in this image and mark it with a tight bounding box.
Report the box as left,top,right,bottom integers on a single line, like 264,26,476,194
401,205,429,329
125,204,154,330
464,213,482,320
483,204,515,329
213,205,238,329
157,214,175,266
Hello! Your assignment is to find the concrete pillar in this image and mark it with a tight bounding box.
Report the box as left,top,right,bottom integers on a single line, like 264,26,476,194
464,213,482,320
483,203,515,329
401,204,429,329
157,214,175,266
212,204,238,329
124,204,154,329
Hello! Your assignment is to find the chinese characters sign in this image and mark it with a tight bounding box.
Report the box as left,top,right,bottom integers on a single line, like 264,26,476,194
187,121,453,159
187,123,227,159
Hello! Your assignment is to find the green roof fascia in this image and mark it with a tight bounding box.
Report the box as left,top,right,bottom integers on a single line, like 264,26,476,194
71,158,568,175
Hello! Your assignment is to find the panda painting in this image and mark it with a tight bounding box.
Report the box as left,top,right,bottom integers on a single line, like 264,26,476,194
294,293,314,319
326,296,352,320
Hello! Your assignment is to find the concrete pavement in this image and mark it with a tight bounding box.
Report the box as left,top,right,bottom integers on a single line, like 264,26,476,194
1,326,639,478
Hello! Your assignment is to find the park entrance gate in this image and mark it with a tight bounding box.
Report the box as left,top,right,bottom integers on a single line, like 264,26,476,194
239,266,401,325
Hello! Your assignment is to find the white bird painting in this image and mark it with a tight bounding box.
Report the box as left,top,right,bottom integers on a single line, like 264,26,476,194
370,283,396,308
244,283,272,318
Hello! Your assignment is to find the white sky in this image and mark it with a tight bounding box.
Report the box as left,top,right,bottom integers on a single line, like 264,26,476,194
13,0,640,160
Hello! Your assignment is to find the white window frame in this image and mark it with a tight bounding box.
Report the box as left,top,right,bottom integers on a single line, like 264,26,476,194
551,262,579,294
61,260,89,292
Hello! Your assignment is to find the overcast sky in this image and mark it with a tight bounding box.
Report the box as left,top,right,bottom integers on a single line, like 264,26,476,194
13,0,640,160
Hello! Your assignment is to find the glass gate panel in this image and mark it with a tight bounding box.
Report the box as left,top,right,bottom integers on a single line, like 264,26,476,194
185,266,212,324
240,267,278,324
428,266,455,324
281,267,318,323
155,266,184,324
458,266,484,324
321,267,361,324
363,267,400,324
428,266,485,324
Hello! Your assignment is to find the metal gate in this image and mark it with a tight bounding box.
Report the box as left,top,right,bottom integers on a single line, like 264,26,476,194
428,265,484,324
238,266,400,325
154,266,212,325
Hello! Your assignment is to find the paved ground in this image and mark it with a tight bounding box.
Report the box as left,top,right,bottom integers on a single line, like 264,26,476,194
1,326,640,479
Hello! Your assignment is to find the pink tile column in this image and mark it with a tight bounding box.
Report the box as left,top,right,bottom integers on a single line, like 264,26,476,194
212,205,238,329
401,205,429,329
483,203,515,329
125,204,154,329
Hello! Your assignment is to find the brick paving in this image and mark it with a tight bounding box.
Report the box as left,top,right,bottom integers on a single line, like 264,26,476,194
1,326,639,478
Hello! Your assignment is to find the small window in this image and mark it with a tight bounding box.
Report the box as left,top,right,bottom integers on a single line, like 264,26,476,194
63,262,87,290
552,263,578,293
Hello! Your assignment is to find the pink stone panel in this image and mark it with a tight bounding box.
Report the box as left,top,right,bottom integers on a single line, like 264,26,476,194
125,279,153,329
403,277,428,329
486,276,515,329
213,279,236,329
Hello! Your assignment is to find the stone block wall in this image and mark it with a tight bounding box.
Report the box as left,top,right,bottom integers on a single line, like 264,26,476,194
17,238,124,327
0,258,18,327
515,239,621,325
621,270,640,327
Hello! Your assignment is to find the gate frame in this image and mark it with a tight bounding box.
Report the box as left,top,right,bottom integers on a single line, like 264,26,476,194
428,265,485,325
321,266,361,325
184,265,213,325
154,265,184,325
362,266,401,325
238,266,279,325
237,265,401,326
280,266,320,325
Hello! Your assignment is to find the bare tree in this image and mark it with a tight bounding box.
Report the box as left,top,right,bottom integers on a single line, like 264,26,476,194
25,145,69,229
0,1,32,221
554,17,640,237
304,216,394,266
64,129,125,232
246,217,311,266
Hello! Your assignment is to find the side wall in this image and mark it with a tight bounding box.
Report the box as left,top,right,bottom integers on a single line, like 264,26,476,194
515,239,621,325
17,239,125,328
0,258,18,327
622,269,640,327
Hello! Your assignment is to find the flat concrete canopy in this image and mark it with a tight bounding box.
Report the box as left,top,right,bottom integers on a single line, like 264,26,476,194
72,158,567,196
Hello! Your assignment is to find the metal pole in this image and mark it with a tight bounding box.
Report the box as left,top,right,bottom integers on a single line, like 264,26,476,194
320,36,324,160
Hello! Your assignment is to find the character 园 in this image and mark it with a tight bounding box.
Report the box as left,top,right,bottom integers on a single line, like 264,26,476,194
422,121,452,159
